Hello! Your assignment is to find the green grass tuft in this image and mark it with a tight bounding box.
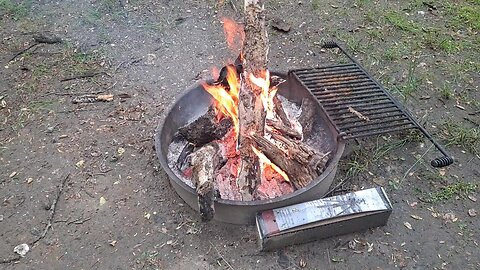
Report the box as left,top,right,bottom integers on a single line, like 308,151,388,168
440,121,480,154
428,182,477,202
385,11,420,33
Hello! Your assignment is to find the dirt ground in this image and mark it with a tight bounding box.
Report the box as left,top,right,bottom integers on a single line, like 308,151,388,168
1,0,479,269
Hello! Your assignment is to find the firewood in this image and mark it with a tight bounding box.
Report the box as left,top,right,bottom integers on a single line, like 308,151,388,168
251,133,330,189
190,143,221,221
273,95,291,126
236,0,269,201
266,119,302,140
177,105,232,146
298,98,316,138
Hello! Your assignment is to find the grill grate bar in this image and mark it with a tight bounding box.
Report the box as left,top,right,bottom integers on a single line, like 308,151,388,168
298,70,365,81
306,81,377,91
297,67,362,78
334,110,406,124
304,78,372,87
294,63,356,73
342,121,415,134
310,85,380,96
338,116,411,130
342,125,417,139
322,96,391,109
326,102,397,117
314,89,385,102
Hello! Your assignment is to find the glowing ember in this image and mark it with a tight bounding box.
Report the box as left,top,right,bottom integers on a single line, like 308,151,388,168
251,146,290,182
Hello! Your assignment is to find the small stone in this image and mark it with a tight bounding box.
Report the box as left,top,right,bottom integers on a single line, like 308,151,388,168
117,147,125,156
75,160,85,168
468,209,476,217
0,214,3,221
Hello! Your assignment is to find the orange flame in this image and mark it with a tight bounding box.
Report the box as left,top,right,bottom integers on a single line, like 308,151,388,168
222,17,245,55
251,146,290,182
201,65,240,135
249,70,276,119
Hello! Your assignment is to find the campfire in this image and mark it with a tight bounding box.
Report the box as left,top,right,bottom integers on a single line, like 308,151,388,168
166,1,331,221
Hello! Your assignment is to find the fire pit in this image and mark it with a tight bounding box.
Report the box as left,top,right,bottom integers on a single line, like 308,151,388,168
156,72,345,225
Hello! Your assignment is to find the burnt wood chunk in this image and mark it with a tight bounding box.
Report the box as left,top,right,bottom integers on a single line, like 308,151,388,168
298,98,316,139
252,133,330,189
236,0,269,201
177,106,232,146
273,95,291,126
266,119,302,140
190,143,221,221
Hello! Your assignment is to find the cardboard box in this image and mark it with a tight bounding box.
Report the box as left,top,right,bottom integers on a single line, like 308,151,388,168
256,187,392,251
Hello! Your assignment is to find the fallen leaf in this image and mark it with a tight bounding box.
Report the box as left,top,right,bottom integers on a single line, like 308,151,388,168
96,94,114,102
438,169,446,176
411,215,423,220
9,171,17,178
26,178,33,184
117,147,125,156
299,258,307,268
442,212,457,223
404,222,413,230
109,240,117,247
468,209,477,217
13,243,29,257
144,213,151,219
99,196,106,206
76,160,85,168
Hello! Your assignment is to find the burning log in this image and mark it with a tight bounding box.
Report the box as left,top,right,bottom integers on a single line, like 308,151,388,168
252,133,330,189
236,0,269,200
177,106,232,146
298,98,316,138
190,143,221,221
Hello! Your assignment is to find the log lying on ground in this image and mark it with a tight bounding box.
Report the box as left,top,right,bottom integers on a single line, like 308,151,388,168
190,143,221,221
251,133,330,189
236,0,269,201
177,106,232,146
298,98,316,138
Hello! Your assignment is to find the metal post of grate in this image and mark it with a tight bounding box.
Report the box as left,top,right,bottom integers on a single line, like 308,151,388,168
289,41,454,168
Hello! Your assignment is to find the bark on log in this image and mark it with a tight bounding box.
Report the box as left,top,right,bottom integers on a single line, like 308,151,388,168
190,143,221,221
273,95,291,126
236,0,269,201
178,105,232,146
251,133,330,189
298,98,316,139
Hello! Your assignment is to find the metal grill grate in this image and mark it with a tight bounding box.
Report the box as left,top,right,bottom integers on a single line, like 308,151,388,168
289,41,453,167
292,63,417,139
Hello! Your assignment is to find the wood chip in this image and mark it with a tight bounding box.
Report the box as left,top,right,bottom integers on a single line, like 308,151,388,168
467,194,477,202
348,106,370,121
410,214,423,220
9,171,17,178
404,222,412,230
455,104,465,110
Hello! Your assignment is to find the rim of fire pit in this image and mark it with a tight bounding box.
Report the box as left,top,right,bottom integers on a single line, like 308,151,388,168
155,72,345,223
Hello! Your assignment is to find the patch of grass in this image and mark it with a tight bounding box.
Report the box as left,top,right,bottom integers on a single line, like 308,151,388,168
428,182,477,202
395,62,420,100
444,1,480,30
439,121,480,154
385,11,420,33
345,159,368,178
0,0,31,19
383,42,408,61
439,84,454,100
312,0,321,10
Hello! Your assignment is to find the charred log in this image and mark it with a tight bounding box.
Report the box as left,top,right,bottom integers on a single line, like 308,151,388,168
251,133,330,189
298,98,316,139
177,106,232,146
190,143,221,221
266,119,302,140
236,0,269,201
